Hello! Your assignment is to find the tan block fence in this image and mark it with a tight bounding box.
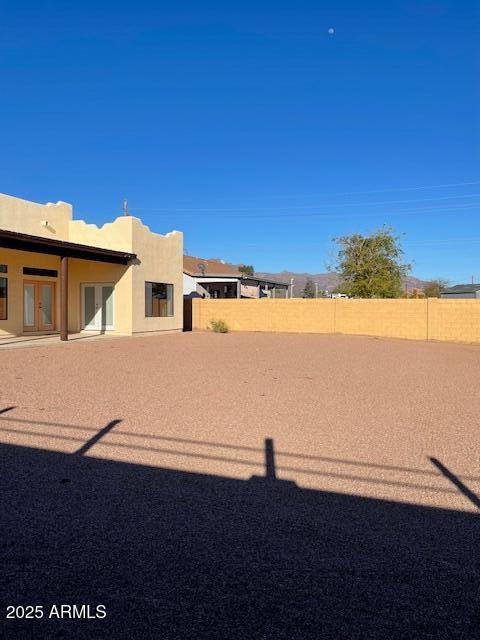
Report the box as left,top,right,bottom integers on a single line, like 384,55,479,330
192,298,480,343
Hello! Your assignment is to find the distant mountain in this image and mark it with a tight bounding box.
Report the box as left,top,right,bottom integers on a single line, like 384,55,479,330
206,258,428,296
253,270,428,296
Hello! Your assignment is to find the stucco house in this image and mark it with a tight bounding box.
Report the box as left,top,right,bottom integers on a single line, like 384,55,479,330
0,193,183,340
183,255,289,299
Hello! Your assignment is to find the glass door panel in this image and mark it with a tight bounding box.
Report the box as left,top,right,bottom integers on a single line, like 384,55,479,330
24,284,35,328
23,281,55,332
101,285,114,329
39,284,54,329
84,285,98,330
83,284,115,330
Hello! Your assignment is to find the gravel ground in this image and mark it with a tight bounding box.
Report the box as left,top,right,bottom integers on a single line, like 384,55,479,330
1,331,479,639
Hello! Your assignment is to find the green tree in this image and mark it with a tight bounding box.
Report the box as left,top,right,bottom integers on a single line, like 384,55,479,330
302,278,316,298
423,279,449,298
331,226,411,298
238,264,254,277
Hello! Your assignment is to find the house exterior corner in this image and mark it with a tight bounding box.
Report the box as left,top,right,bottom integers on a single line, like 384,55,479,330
0,193,183,339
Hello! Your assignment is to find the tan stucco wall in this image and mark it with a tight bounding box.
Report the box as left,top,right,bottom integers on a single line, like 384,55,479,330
131,219,183,333
68,215,183,333
0,249,132,337
0,193,72,240
1,194,183,336
69,217,134,252
0,248,61,337
192,298,480,344
67,259,132,334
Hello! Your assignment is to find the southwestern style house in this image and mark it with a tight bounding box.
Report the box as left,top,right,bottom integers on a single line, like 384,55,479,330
0,193,183,340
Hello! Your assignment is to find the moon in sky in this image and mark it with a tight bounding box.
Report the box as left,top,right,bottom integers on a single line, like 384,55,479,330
328,28,335,35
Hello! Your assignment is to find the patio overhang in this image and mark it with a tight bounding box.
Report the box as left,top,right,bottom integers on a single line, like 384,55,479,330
0,229,136,264
0,228,137,341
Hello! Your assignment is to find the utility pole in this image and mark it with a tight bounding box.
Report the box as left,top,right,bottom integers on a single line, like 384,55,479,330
123,199,129,216
290,278,294,299
315,282,319,298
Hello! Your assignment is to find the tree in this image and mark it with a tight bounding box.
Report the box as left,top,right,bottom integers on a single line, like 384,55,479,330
302,278,316,298
331,226,411,298
423,279,449,298
238,264,254,277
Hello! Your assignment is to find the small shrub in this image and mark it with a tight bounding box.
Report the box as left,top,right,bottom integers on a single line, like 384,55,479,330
209,319,229,333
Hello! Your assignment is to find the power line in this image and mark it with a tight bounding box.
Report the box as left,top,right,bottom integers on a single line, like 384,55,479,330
127,202,480,221
235,236,480,248
133,193,480,213
406,237,480,246
263,179,480,199
132,179,480,209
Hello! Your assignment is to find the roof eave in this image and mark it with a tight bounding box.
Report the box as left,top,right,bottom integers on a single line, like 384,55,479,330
0,229,137,265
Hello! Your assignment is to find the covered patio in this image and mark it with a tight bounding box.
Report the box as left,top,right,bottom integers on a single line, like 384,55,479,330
0,229,136,341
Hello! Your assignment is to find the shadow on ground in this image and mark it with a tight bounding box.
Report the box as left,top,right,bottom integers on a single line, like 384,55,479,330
1,431,479,639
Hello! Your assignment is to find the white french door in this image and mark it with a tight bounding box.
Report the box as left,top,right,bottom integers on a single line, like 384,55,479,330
82,283,115,331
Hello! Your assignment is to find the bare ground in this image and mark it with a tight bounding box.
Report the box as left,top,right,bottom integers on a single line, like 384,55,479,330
1,332,479,639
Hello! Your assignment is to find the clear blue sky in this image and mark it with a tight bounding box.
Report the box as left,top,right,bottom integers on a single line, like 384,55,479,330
1,1,478,282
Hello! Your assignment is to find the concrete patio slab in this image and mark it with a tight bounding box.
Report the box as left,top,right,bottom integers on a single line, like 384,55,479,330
0,331,126,349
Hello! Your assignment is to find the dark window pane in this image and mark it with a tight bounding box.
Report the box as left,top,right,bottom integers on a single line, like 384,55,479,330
23,267,58,278
145,282,173,317
145,282,153,317
0,265,7,273
0,277,7,320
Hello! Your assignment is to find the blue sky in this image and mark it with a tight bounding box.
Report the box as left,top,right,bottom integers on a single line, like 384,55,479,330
1,1,478,281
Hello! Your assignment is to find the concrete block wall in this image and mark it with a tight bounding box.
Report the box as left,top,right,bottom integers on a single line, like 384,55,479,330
193,299,335,334
192,298,480,344
335,299,428,340
427,299,480,343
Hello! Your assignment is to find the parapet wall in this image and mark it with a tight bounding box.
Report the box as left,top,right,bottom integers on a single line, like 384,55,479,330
0,193,72,240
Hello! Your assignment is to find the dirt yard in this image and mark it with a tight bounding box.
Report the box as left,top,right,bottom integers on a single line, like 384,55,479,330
1,332,479,638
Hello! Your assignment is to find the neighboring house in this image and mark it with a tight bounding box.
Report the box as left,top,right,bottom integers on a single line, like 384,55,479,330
183,256,242,299
239,276,289,298
0,193,183,340
440,284,480,299
183,255,289,298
